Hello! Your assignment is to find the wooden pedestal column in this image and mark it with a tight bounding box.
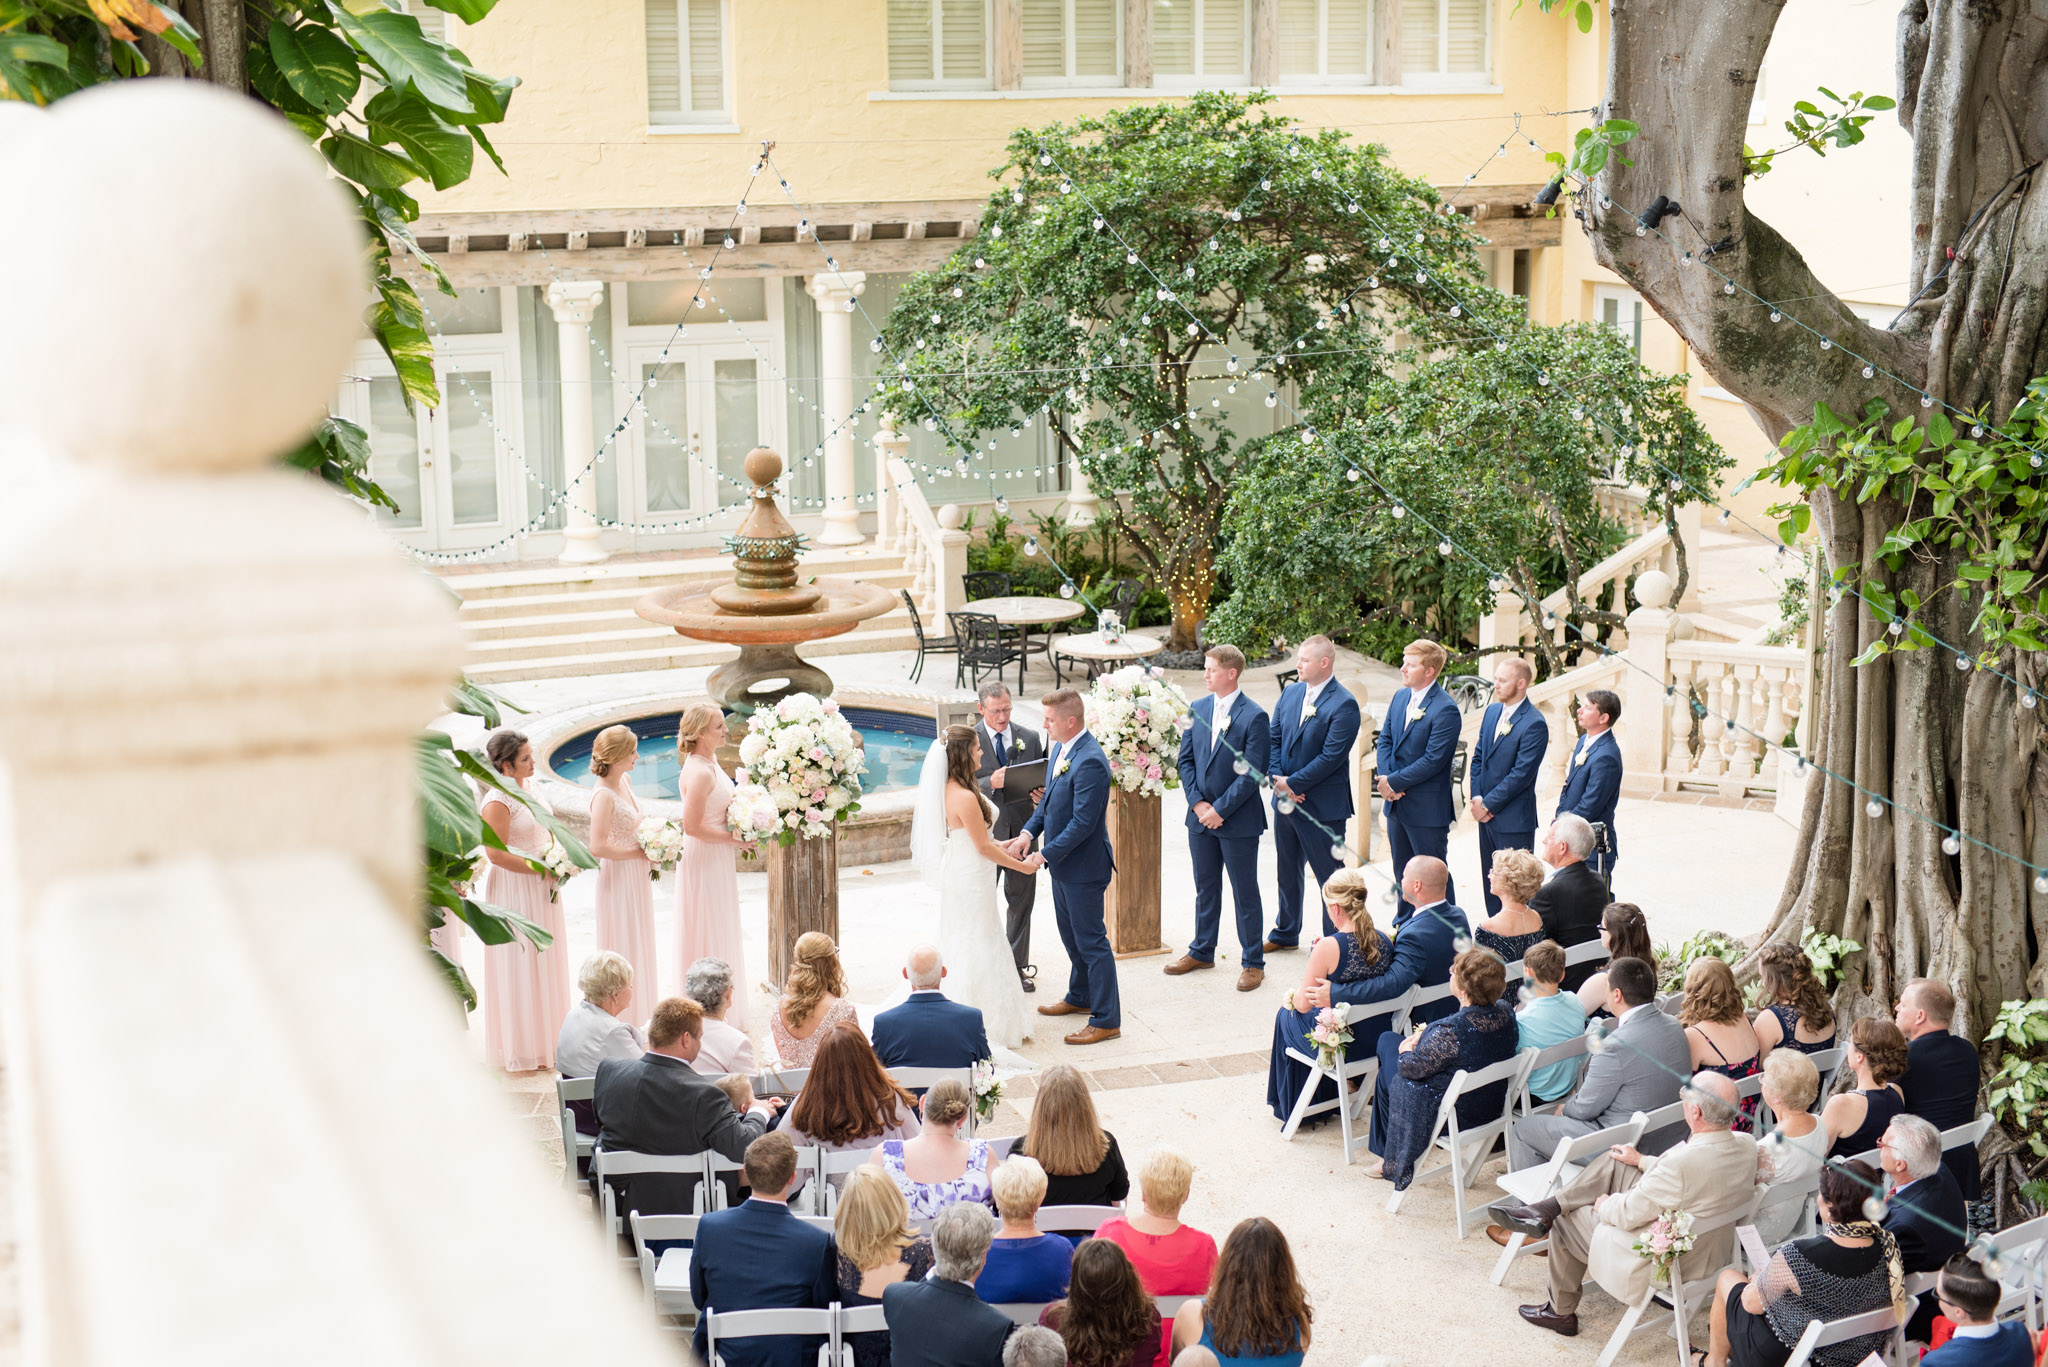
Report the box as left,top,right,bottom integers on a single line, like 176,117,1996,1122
1103,788,1164,957
766,831,839,986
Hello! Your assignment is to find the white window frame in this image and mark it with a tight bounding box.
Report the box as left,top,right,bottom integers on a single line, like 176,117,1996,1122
1399,0,1491,88
1593,284,1645,358
1019,0,1124,88
1151,0,1251,89
887,0,995,91
1274,0,1378,87
646,0,733,127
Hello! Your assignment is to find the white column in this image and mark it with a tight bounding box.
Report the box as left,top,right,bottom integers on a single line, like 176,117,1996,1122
1065,454,1100,525
806,270,867,546
545,280,608,565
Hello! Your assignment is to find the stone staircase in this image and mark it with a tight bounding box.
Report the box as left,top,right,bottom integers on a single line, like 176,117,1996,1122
443,546,924,684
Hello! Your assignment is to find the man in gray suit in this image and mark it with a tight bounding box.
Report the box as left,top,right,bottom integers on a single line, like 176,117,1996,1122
974,681,1045,992
1505,957,1689,1171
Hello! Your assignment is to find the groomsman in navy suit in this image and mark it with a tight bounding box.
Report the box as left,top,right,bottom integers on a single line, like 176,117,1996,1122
1375,638,1462,917
1555,689,1623,886
1268,635,1362,946
1166,644,1271,991
1468,656,1549,914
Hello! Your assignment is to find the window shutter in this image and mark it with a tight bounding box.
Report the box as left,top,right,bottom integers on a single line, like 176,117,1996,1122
1400,0,1438,74
888,0,934,81
1326,0,1371,74
940,0,987,80
687,0,724,112
405,0,448,40
645,0,682,115
1201,0,1245,74
1444,0,1485,72
1275,0,1315,75
1152,0,1194,74
1021,0,1064,77
1074,0,1118,76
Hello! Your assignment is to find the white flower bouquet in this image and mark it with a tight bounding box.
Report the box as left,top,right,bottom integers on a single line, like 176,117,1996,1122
1632,1208,1696,1285
532,836,581,901
1086,665,1192,796
971,1057,1004,1123
726,782,784,860
1306,1006,1354,1071
636,816,684,880
732,693,867,845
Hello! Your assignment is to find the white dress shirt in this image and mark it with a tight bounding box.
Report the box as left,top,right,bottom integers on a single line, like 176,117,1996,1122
1209,688,1240,750
1299,678,1328,727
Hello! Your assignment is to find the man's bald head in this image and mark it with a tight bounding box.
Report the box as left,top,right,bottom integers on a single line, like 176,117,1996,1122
1403,856,1449,900
1687,1071,1740,1129
906,943,944,990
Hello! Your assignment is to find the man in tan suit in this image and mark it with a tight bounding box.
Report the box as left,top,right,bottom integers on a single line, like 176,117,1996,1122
1500,1072,1759,1337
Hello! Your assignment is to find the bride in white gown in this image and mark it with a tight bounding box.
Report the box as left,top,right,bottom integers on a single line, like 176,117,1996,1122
910,724,1040,1049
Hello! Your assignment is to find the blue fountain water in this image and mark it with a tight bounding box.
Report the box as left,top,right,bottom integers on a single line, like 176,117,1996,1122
549,706,936,799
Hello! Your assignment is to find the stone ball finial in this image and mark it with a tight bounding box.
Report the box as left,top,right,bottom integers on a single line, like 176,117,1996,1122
937,503,965,530
0,82,363,474
744,446,784,489
1632,568,1674,610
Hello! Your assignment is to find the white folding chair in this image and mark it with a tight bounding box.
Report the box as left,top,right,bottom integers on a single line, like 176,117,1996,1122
1154,1293,1196,1320
1979,1213,2048,1330
1657,990,1686,1016
986,1134,1022,1160
1514,1034,1592,1118
1736,1164,1826,1271
1779,1304,1904,1367
593,1148,714,1253
1805,1046,1845,1093
1848,1111,1995,1170
993,1303,1055,1326
810,1146,885,1217
557,1074,596,1187
1386,1050,1540,1235
703,1305,840,1367
834,1306,889,1367
1564,939,1612,973
754,1066,811,1095
1490,1112,1649,1284
1636,1096,1691,1154
1038,1204,1123,1237
703,1150,745,1211
888,1066,976,1132
1395,981,1459,1032
631,1210,700,1318
1278,986,1415,1150
1594,1192,1760,1367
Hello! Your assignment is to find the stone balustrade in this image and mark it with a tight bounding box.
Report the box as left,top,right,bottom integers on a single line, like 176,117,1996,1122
874,423,968,625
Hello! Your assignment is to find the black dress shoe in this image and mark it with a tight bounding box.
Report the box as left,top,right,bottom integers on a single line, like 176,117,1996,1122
1517,1303,1578,1336
1488,1199,1558,1237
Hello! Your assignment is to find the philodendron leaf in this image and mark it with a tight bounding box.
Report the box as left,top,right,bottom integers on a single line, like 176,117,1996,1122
366,88,472,190
270,19,359,115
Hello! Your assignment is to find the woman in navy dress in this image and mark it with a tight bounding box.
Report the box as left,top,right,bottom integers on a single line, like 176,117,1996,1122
1266,869,1394,1123
1752,940,1838,1059
1823,1017,1909,1159
1366,948,1519,1187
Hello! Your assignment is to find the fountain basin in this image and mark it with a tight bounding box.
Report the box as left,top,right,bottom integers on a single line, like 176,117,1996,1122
636,575,899,713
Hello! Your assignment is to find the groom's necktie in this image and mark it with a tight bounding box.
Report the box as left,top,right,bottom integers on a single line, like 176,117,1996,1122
993,730,1007,766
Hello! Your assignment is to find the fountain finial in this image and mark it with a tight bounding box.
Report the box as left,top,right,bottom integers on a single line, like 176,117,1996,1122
712,446,818,615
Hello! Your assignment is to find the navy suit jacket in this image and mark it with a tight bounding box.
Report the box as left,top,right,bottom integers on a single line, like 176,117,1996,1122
1900,1030,1983,1200
1269,678,1361,824
691,1199,837,1367
1329,899,1470,1025
871,991,990,1070
1921,1323,2035,1367
1376,684,1462,828
1471,700,1549,833
1556,729,1623,851
882,1276,1014,1367
1178,693,1270,838
1885,1166,1968,1274
1023,731,1116,887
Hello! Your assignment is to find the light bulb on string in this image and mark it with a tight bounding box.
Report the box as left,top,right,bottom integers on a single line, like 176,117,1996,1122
1058,581,1074,599
1942,834,1961,856
1770,310,1782,322
1232,757,1250,775
1866,798,1885,819
1024,537,1039,557
1820,338,1832,350
1957,654,1973,670
1391,503,1407,519
1722,281,1735,295
2036,872,2048,894
1921,393,1935,408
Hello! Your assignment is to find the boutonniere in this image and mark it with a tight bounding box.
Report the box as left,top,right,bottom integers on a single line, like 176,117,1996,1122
1574,747,1589,767
1405,703,1425,723
1494,717,1512,738
1302,704,1318,721
1056,758,1071,776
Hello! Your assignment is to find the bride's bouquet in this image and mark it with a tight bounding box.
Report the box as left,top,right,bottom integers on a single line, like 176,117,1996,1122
1087,665,1192,797
733,693,866,845
532,836,581,901
726,783,783,859
636,816,684,880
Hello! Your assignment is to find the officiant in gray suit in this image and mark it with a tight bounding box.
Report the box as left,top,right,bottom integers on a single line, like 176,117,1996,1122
974,681,1046,992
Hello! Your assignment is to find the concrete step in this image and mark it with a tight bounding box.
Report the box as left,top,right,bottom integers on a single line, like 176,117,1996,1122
462,622,925,685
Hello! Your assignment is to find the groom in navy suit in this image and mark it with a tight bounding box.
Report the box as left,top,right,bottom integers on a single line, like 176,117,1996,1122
1375,638,1463,917
1010,688,1120,1044
1468,655,1549,914
1166,644,1270,991
1555,689,1623,886
1268,634,1362,945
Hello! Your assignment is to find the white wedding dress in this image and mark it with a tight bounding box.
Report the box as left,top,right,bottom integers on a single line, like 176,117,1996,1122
938,824,1033,1049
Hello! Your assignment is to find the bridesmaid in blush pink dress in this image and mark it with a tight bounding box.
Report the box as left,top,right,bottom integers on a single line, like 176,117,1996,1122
675,704,751,1032
479,729,572,1072
587,724,658,1023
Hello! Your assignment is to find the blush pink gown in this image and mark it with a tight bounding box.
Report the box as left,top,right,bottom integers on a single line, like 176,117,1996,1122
675,755,747,1033
594,784,658,1023
481,785,571,1072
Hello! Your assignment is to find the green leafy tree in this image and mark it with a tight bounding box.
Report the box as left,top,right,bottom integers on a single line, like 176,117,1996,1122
0,0,517,506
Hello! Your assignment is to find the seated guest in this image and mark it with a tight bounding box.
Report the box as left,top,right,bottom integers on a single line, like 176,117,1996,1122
1923,1253,2035,1367
714,1073,755,1114
1040,1240,1161,1367
1168,1217,1311,1366
557,950,643,1144
1098,1147,1218,1367
1682,958,1763,1131
1822,1017,1909,1159
1505,956,1689,1171
1366,947,1518,1187
592,995,780,1222
1573,901,1653,1016
1880,1113,1967,1340
1473,848,1548,963
977,1156,1074,1305
884,1202,1016,1367
1497,1073,1760,1340
1751,942,1837,1060
1020,1064,1129,1210
1896,977,1983,1203
691,1132,837,1367
686,956,755,1075
1528,816,1609,990
869,1078,997,1219
1515,940,1588,1104
835,1166,935,1367
1264,868,1395,1123
1293,856,1467,1073
785,1022,921,1189
873,944,991,1071
1701,1159,1907,1367
1753,1051,1829,1248
773,931,860,1068
1006,1327,1070,1367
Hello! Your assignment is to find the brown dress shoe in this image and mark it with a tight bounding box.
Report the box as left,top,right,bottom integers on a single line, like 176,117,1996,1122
1162,955,1215,976
1517,1303,1578,1336
1036,1000,1087,1017
1260,940,1299,953
1064,1025,1121,1045
1236,968,1264,992
1485,1225,1549,1254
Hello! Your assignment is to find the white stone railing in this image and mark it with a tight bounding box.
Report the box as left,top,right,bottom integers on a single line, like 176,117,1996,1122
1477,500,1702,662
873,423,967,626
1595,480,1664,536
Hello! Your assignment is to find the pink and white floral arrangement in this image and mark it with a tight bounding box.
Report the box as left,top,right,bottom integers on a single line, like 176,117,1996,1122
730,693,866,846
1085,665,1192,797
